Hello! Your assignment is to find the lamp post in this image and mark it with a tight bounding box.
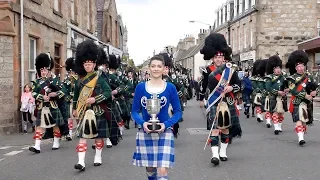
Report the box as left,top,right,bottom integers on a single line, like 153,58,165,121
189,20,211,26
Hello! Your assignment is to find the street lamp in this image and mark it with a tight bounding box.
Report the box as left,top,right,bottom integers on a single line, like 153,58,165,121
189,20,211,26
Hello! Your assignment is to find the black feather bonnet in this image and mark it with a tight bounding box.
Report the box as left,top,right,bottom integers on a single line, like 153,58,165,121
35,53,54,75
75,40,99,76
108,54,120,70
65,57,75,72
200,33,231,61
266,55,282,75
286,50,309,75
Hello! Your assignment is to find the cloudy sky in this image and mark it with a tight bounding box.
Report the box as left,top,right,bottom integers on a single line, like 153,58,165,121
116,0,225,65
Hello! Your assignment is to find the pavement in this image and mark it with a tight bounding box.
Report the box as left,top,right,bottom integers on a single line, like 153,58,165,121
1,100,320,179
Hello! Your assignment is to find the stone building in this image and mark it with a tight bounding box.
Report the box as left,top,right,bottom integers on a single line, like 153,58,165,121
96,0,124,56
0,0,99,134
214,0,319,71
174,30,211,79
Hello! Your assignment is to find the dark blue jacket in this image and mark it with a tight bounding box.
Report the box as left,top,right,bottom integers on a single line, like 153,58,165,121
242,76,253,95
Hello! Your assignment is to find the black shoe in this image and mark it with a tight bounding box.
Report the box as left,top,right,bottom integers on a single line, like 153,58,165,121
211,157,220,166
299,140,306,146
266,124,271,128
274,130,279,135
66,135,72,141
92,145,96,149
246,114,250,118
23,130,28,134
74,164,85,171
94,163,102,166
220,157,228,161
252,114,255,117
257,118,262,123
52,147,59,150
29,147,40,154
124,124,130,129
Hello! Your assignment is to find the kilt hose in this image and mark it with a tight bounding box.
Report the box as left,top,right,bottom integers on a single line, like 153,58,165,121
207,102,242,138
132,128,175,168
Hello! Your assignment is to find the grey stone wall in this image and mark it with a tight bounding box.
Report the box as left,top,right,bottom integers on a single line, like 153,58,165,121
0,35,17,134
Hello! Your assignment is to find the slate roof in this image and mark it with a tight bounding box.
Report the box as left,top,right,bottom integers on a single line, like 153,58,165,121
175,39,205,61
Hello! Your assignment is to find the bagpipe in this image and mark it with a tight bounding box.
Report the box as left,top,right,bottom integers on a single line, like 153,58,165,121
39,76,62,129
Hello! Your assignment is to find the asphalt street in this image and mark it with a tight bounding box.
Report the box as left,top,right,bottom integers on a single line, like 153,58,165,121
1,99,320,180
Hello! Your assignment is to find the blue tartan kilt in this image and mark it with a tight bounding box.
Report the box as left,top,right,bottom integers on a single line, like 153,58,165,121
132,128,175,168
207,102,242,138
78,114,110,139
35,106,64,127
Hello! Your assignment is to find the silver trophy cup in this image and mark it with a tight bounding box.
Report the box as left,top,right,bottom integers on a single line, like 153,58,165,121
146,93,161,132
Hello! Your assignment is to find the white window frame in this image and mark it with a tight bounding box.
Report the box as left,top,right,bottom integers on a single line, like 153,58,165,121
54,0,60,12
29,37,37,81
251,0,256,7
234,0,238,18
245,0,249,11
239,0,243,15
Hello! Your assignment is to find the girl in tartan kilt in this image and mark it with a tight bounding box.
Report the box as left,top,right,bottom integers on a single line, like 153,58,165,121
29,53,66,154
200,33,242,166
286,50,318,146
131,55,182,180
72,40,112,171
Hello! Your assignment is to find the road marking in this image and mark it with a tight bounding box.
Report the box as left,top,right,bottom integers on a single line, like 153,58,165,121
0,146,12,150
314,118,320,121
21,147,30,150
0,158,5,162
4,150,23,156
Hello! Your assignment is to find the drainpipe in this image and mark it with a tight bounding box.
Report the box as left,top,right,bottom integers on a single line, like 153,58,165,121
20,0,24,92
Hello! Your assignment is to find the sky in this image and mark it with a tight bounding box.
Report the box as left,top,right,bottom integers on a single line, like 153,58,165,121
116,0,226,65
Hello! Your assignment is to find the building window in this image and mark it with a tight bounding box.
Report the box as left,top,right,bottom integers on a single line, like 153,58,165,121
242,0,245,12
54,0,60,12
109,15,112,43
244,26,247,49
238,27,241,51
54,43,61,75
236,0,240,16
224,6,228,22
29,37,37,81
71,0,78,21
217,12,220,26
317,20,320,36
250,24,253,47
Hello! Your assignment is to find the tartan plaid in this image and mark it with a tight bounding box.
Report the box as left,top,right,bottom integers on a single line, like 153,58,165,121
35,105,64,127
118,98,130,117
291,102,313,123
107,102,122,143
132,129,175,168
207,101,242,138
77,114,110,139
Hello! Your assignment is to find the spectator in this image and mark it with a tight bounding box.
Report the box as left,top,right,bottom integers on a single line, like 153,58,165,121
20,84,35,133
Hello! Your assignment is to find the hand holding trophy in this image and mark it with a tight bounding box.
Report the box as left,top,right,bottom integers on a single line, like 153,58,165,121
145,93,162,133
